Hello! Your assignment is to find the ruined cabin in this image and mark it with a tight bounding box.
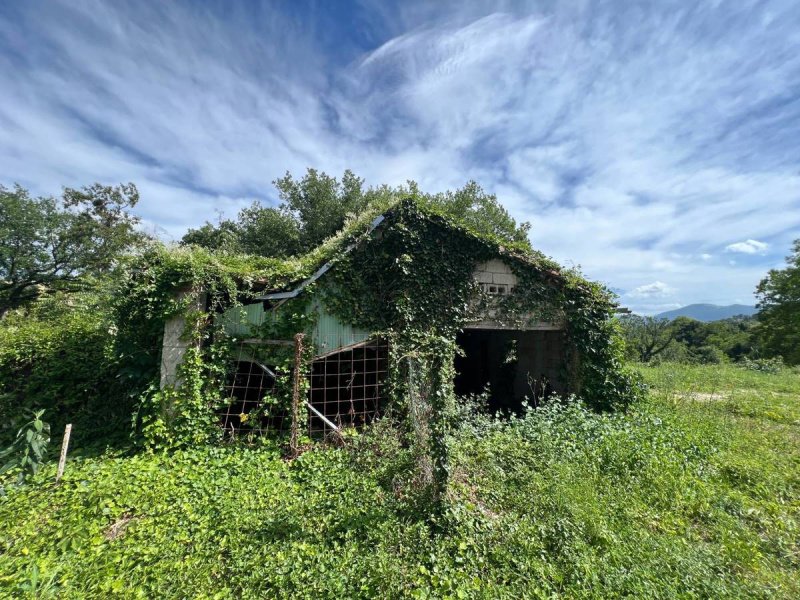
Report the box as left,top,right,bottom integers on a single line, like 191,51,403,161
160,199,608,437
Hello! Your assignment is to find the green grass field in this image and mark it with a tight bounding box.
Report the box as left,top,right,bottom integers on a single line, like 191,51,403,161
1,363,799,598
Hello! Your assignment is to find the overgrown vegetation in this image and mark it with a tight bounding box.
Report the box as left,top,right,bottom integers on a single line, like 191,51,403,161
113,195,641,514
0,292,124,448
0,409,50,488
3,171,799,597
1,364,798,597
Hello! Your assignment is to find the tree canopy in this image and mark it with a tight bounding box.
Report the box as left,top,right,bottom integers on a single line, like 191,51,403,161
0,183,143,318
181,169,532,258
756,239,800,365
619,313,757,364
618,315,677,363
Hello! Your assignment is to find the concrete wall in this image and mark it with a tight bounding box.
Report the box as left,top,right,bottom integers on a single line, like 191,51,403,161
469,259,561,330
160,289,207,389
473,259,518,291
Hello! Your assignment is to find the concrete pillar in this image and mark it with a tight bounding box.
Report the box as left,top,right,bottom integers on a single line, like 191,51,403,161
159,288,207,389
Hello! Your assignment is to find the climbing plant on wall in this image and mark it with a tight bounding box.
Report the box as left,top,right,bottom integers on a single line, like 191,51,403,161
114,199,643,473
319,200,644,503
113,244,310,448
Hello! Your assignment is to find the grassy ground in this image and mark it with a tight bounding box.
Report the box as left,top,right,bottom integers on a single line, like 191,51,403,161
1,363,798,598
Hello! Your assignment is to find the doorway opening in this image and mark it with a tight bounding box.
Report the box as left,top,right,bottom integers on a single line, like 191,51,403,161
454,328,566,413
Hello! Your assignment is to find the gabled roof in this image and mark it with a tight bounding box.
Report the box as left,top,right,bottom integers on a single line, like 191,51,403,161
255,197,567,302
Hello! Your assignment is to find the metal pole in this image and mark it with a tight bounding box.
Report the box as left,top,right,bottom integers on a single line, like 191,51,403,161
290,333,305,457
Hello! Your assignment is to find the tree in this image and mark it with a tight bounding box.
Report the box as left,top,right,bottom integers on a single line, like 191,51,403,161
420,181,532,249
182,169,533,258
274,169,370,252
755,240,800,364
0,183,142,318
618,315,677,362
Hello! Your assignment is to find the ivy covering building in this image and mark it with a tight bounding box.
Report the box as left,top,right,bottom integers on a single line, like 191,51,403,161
118,197,641,452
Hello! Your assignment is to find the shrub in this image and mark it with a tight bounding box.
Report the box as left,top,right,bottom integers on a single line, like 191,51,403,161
0,293,127,448
739,356,784,374
691,345,725,364
0,409,50,488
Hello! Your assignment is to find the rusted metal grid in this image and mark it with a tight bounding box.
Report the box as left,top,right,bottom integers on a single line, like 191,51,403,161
218,336,389,437
305,338,389,437
218,342,289,436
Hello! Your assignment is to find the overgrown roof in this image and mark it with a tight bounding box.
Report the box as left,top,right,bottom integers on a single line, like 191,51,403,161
135,195,605,308
251,197,570,299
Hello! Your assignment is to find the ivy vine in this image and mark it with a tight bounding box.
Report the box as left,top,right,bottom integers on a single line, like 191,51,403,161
114,199,642,461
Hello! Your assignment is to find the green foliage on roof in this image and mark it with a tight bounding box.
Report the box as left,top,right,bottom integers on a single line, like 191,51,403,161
182,169,531,254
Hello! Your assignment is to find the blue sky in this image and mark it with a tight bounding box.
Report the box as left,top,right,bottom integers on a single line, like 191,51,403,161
1,1,799,313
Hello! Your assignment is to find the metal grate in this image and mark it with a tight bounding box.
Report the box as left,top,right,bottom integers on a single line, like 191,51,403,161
306,338,389,436
218,353,287,436
218,336,389,437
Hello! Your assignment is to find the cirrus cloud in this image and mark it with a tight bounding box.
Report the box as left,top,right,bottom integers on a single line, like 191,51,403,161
0,0,798,315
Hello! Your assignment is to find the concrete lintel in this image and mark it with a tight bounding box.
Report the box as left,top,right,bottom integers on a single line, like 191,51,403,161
464,320,563,331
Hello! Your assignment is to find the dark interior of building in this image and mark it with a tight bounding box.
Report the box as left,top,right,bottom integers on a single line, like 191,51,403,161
453,328,566,413
219,360,284,434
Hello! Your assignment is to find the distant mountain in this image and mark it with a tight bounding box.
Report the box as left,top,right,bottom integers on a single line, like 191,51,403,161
655,304,757,322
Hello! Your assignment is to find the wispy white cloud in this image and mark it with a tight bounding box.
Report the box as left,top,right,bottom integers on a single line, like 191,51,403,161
0,0,798,307
725,239,769,254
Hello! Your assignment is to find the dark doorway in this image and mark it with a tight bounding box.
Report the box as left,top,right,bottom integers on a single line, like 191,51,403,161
454,329,566,413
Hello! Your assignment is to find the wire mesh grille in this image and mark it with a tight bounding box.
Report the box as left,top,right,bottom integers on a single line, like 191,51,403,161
306,339,389,436
218,354,287,436
217,336,389,437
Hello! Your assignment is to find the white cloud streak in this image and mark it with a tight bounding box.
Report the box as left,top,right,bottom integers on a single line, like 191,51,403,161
627,281,676,300
0,0,798,311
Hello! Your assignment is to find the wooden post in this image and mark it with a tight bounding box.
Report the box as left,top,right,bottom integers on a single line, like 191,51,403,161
290,333,305,457
56,424,72,482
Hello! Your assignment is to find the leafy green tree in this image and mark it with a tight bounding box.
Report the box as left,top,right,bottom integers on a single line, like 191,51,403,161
182,169,532,258
756,240,800,364
619,315,677,362
420,180,532,248
0,183,142,317
705,316,756,361
274,169,370,252
671,316,709,348
236,202,302,256
180,219,242,253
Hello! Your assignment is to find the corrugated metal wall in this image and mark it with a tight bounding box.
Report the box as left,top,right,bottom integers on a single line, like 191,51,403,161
218,302,266,337
311,300,372,356
219,299,372,357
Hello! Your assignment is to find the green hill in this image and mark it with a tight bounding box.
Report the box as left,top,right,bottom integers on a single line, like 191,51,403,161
656,303,756,321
